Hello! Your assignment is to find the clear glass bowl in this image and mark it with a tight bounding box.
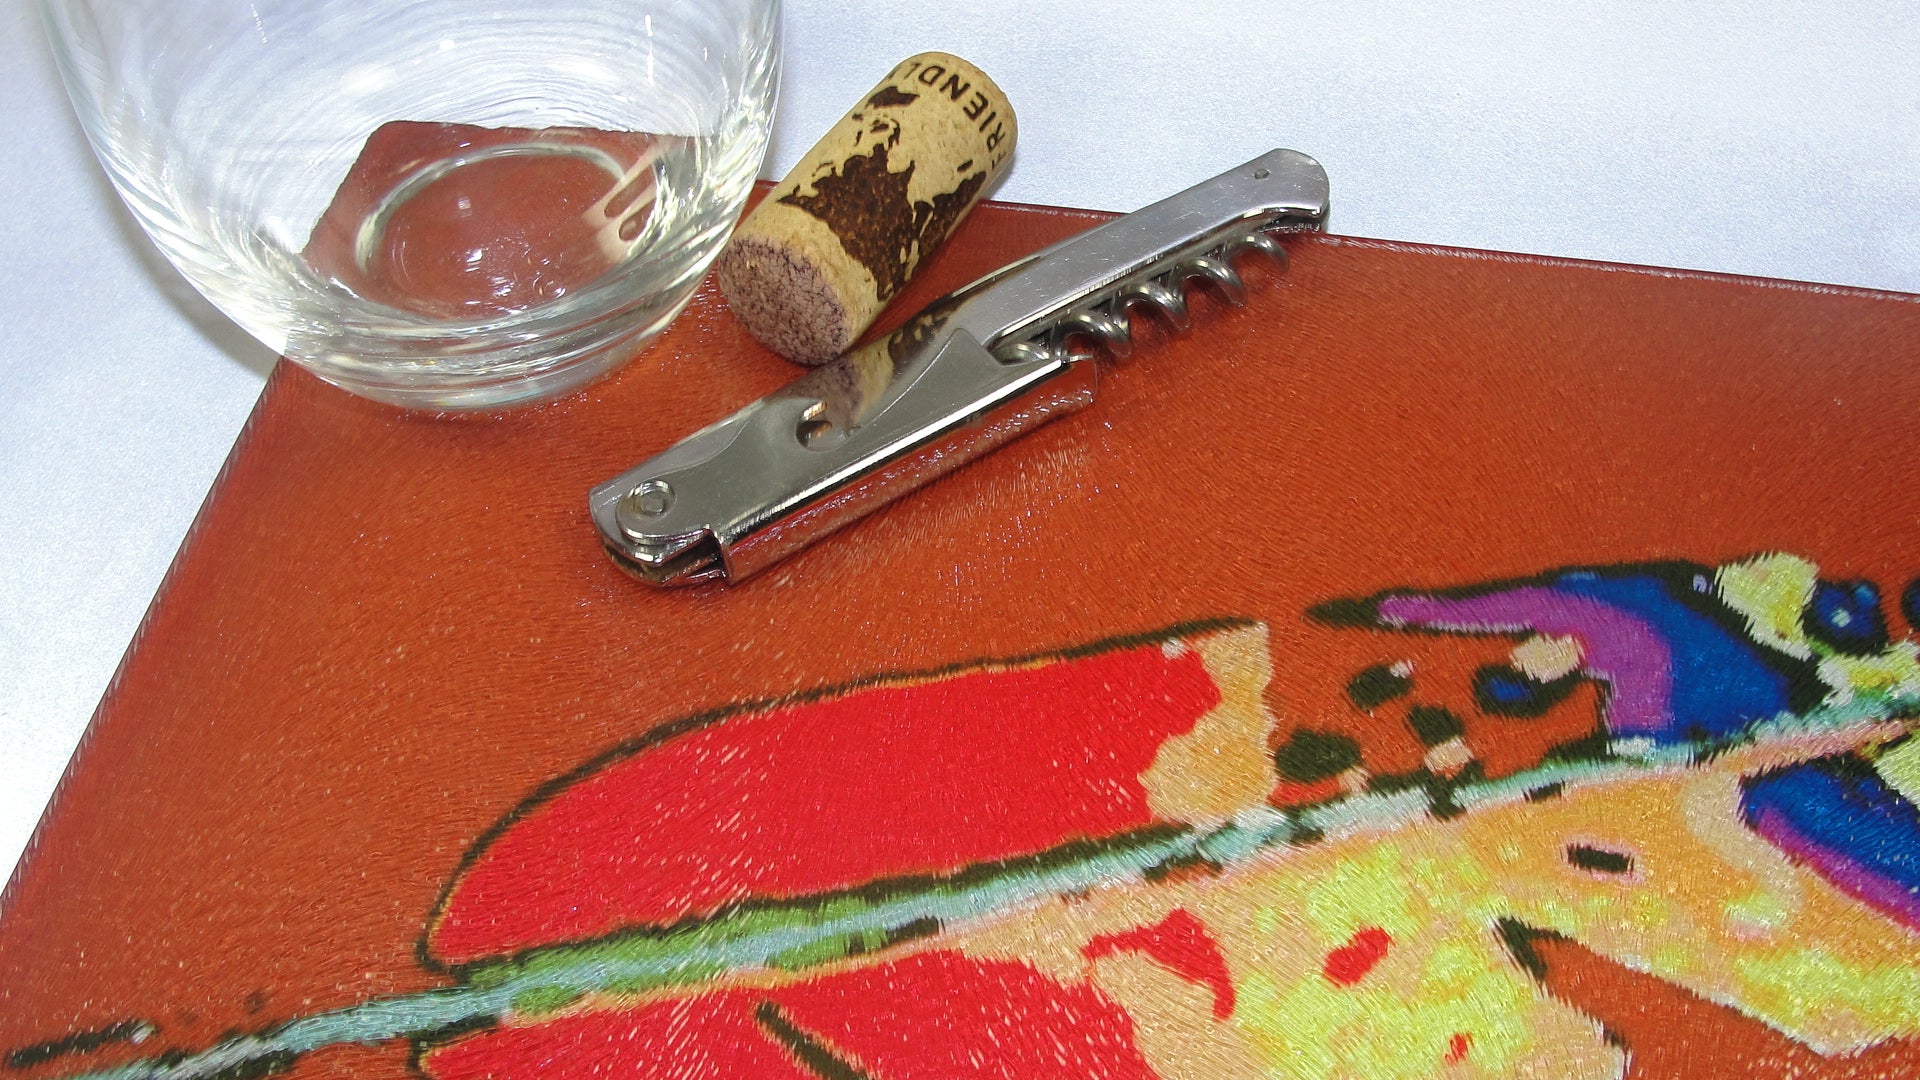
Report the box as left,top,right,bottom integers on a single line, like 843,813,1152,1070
42,0,779,409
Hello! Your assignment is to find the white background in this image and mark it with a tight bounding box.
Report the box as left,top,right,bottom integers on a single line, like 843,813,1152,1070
4,0,1919,885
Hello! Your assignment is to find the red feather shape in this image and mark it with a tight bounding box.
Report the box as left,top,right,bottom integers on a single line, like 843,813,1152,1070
421,634,1233,1079
430,638,1223,965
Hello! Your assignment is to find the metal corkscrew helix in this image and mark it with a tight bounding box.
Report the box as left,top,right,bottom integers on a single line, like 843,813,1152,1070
591,148,1331,586
994,222,1286,366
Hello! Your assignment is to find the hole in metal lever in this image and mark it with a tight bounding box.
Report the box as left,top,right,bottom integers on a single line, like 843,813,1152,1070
797,401,842,449
625,479,673,517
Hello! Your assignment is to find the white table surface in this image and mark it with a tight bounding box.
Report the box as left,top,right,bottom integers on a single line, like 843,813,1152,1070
4,0,1918,887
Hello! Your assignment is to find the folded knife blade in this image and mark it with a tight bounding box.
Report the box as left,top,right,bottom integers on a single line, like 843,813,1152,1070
589,148,1331,585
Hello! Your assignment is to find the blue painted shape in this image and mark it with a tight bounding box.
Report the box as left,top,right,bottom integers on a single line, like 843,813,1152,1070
1553,572,1800,743
1742,755,1920,930
1805,579,1889,655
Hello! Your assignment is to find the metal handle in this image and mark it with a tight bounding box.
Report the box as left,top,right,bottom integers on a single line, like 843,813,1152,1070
590,149,1330,585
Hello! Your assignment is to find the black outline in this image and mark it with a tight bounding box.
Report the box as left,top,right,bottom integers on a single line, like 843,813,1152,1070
1346,663,1414,711
1408,703,1465,746
1802,578,1892,657
1492,917,1557,981
1273,728,1363,783
1565,844,1635,875
753,1001,874,1080
5,1021,154,1070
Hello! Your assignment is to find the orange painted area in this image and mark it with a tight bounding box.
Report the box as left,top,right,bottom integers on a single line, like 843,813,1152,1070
1084,910,1238,1020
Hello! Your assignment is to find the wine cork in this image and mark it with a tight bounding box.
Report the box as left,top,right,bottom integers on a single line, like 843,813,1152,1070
717,52,1016,365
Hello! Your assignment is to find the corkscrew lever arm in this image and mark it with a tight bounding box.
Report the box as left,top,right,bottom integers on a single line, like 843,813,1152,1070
589,148,1331,586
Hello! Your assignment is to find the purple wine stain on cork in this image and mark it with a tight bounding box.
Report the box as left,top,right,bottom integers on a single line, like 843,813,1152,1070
779,91,989,301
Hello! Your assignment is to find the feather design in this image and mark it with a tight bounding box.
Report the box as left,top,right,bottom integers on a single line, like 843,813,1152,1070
31,554,1920,1080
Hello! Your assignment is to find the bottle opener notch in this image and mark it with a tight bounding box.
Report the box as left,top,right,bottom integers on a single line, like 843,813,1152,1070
590,149,1331,586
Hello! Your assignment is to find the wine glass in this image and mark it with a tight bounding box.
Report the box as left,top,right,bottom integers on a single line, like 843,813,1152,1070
41,0,779,409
